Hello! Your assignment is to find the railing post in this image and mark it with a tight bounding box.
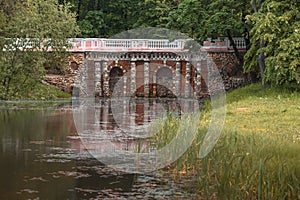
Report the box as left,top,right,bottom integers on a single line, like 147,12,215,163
196,62,202,98
185,62,191,98
95,61,102,96
130,62,136,95
144,62,150,97
175,62,181,97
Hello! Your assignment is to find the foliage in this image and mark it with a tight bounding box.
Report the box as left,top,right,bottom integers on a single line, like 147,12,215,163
0,0,79,100
133,0,178,28
103,0,139,37
78,10,105,37
168,0,207,40
72,0,177,38
168,0,248,42
28,82,71,100
245,0,300,89
168,0,250,67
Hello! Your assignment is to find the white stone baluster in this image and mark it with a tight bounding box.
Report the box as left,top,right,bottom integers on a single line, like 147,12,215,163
103,62,110,97
94,61,102,96
185,62,191,98
130,62,136,95
144,62,150,97
196,62,202,98
175,62,181,97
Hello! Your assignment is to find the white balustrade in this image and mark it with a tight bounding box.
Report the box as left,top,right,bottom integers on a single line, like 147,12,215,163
232,38,246,49
201,37,246,51
67,38,187,52
3,37,246,52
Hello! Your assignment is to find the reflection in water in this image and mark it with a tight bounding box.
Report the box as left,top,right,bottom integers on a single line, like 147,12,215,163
73,98,200,172
0,100,199,199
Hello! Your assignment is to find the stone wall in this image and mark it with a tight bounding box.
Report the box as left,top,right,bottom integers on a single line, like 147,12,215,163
209,52,246,91
44,52,246,97
44,53,84,93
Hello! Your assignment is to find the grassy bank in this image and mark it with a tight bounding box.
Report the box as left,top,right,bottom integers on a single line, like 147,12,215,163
28,83,71,100
0,82,71,100
157,84,300,199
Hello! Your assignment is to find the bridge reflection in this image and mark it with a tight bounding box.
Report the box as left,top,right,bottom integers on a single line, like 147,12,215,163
73,98,200,170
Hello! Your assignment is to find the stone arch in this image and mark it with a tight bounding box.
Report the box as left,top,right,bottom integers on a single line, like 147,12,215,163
155,66,175,97
109,66,124,95
157,67,173,81
153,64,175,77
107,64,127,74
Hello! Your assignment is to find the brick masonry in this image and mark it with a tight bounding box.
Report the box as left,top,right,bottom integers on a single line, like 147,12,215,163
45,51,246,98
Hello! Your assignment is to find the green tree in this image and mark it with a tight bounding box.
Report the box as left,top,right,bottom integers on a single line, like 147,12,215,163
134,0,179,28
245,0,300,88
168,0,207,40
0,0,79,100
103,0,136,37
78,10,105,37
63,0,180,38
168,0,251,67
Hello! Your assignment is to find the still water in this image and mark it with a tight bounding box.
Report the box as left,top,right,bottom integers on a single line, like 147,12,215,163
0,99,200,199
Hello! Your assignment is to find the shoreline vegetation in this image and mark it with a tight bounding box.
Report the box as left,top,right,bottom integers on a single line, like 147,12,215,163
0,83,72,101
157,83,300,199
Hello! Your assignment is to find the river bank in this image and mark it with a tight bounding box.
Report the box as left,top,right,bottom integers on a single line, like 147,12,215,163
161,84,300,199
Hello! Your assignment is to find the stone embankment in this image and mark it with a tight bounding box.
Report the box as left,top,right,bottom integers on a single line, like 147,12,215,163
44,73,75,93
44,53,84,93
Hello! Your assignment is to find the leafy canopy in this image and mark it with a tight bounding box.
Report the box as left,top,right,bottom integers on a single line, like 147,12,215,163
0,0,79,100
245,0,300,88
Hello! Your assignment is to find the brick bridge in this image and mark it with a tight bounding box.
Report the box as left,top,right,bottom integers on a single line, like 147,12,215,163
64,38,246,98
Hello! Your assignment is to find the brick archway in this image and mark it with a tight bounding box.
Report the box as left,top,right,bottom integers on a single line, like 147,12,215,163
109,67,124,95
156,67,174,97
77,52,211,99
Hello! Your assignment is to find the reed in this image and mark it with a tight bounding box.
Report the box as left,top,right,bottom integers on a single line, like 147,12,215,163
155,84,300,199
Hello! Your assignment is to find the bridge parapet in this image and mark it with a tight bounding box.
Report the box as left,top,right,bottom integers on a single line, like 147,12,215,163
2,37,246,53
201,37,246,52
67,38,186,52
68,38,246,53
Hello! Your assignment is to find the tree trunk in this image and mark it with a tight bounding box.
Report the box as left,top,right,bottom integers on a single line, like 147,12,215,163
97,0,101,10
88,0,95,11
76,0,81,21
226,30,244,66
252,0,258,12
242,0,251,50
252,0,267,87
258,40,267,87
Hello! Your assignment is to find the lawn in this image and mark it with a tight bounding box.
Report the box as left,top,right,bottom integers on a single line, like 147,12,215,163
158,84,300,199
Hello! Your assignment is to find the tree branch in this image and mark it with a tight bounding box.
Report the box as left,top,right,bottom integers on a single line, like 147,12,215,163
252,0,258,13
227,30,244,66
258,0,264,8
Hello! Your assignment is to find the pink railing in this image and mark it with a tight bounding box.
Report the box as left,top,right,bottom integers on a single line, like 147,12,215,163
67,38,246,52
67,38,186,52
3,38,247,52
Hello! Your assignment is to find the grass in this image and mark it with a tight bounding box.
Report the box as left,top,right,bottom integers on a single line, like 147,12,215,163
10,82,71,100
29,83,71,99
155,84,300,199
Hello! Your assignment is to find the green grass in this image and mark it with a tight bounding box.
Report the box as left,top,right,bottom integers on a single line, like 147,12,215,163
30,83,71,99
15,82,71,100
156,84,300,199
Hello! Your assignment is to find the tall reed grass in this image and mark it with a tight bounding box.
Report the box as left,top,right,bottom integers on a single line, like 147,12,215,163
155,84,300,199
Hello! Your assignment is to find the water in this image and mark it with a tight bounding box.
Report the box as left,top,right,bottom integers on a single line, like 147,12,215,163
0,99,200,199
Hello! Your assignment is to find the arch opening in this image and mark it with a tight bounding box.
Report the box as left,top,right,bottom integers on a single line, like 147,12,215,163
109,67,124,95
156,67,175,98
